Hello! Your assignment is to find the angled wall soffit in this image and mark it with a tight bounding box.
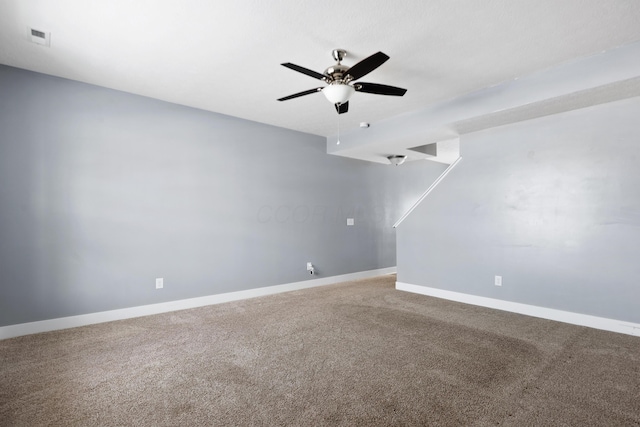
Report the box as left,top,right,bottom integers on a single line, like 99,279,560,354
327,40,640,165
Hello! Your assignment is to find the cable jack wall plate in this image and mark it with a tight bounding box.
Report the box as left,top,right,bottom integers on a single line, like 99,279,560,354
28,27,51,46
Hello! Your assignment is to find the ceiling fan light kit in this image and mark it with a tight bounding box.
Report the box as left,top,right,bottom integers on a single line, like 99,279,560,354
278,49,407,114
388,155,407,166
322,84,355,104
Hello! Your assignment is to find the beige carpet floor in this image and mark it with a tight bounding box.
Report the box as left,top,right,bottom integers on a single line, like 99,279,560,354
1,275,639,426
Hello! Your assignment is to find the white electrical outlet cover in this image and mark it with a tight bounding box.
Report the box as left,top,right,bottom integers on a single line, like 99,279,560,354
494,275,502,286
347,218,355,226
156,278,164,289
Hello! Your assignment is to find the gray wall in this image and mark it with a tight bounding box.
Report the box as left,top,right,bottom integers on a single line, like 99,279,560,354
397,96,640,323
0,65,445,327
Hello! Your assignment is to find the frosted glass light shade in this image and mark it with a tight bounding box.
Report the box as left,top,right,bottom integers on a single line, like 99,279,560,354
322,84,355,104
388,155,407,166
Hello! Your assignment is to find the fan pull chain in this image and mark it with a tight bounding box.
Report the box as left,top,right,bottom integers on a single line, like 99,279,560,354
337,114,341,145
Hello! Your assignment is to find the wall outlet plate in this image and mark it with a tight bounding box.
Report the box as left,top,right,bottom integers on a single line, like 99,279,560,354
494,275,502,287
156,278,164,289
347,218,354,226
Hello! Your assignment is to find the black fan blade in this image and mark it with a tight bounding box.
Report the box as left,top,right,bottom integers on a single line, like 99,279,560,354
335,102,349,114
278,87,322,102
355,82,407,96
345,52,390,81
281,63,326,80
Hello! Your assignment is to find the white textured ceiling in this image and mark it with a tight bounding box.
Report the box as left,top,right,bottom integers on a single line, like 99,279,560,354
2,0,640,138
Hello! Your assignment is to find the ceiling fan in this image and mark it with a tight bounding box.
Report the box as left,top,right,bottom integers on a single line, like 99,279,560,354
277,49,407,114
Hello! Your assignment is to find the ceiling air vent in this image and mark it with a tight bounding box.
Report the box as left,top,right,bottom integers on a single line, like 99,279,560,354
28,27,51,46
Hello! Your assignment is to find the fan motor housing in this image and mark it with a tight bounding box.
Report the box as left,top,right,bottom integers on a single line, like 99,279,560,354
324,64,350,83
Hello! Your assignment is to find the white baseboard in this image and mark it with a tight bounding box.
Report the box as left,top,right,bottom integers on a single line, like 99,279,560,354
396,281,640,337
0,267,396,340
